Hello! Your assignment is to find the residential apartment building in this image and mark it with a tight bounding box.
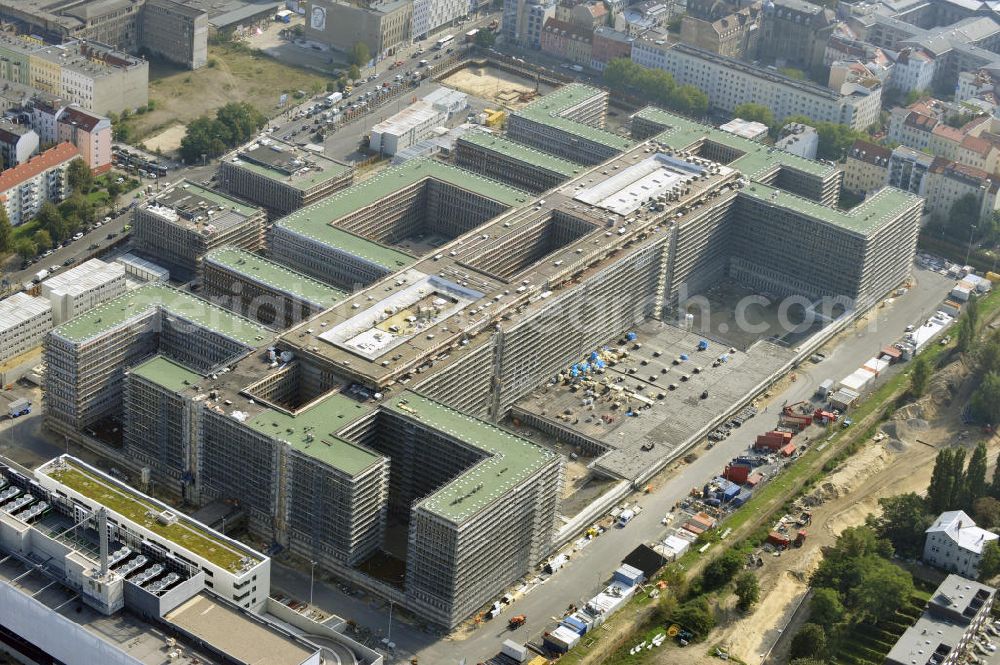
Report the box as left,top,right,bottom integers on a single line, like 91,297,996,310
887,145,933,195
411,0,465,39
55,105,113,173
218,137,353,216
759,0,835,73
0,292,52,364
843,139,892,196
886,575,995,665
502,0,557,48
0,141,76,226
591,26,633,70
0,117,37,168
924,511,1000,579
305,0,413,58
631,39,882,130
0,0,207,69
132,180,266,281
0,35,148,115
40,258,127,324
923,157,1000,220
679,2,761,60
201,247,345,328
541,17,593,65
554,0,607,29
890,46,935,93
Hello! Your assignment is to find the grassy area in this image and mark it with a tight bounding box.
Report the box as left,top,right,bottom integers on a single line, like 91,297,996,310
828,593,926,665
48,462,250,572
126,43,328,142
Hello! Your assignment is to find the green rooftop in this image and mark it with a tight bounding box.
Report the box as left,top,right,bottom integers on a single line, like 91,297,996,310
513,83,635,151
387,391,555,523
459,131,584,177
52,283,274,346
632,107,838,179
741,183,922,234
233,142,351,191
130,355,202,392
44,458,258,573
205,247,345,307
274,159,531,270
246,392,382,477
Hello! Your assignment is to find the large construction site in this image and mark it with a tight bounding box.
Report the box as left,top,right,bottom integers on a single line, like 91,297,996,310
41,83,923,630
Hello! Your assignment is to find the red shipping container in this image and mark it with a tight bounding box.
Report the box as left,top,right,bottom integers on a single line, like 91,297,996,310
747,472,763,487
724,464,751,484
780,443,797,457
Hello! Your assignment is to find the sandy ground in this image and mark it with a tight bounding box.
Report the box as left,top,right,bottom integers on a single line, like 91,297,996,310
439,66,550,109
658,354,992,665
143,124,186,155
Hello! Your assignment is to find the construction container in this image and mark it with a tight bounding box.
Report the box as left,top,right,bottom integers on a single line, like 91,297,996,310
780,443,797,457
732,490,752,507
816,378,834,398
723,464,751,484
561,615,589,636
502,640,528,662
544,625,581,652
691,512,717,529
767,531,790,547
746,472,764,487
722,484,740,501
613,564,644,587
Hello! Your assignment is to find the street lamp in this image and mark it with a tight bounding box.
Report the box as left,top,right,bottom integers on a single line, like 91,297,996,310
309,560,317,606
387,599,394,642
966,222,978,267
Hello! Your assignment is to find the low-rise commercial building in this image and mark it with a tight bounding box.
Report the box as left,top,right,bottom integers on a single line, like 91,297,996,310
0,292,52,364
41,259,127,325
0,141,76,226
219,138,353,216
924,510,999,579
370,101,446,156
886,574,995,665
132,180,266,281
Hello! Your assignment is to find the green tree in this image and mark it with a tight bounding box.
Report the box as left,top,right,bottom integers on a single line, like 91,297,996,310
971,372,1000,424
350,41,370,68
958,314,976,353
33,229,52,251
965,441,989,508
928,448,968,513
849,556,914,623
13,237,35,259
992,451,1000,498
734,571,759,611
909,354,931,397
866,493,933,558
812,526,893,593
789,624,827,660
733,103,775,128
702,548,743,590
670,596,715,640
948,193,981,242
348,64,361,81
475,29,496,48
980,540,1000,580
0,205,11,253
779,66,807,80
216,102,266,145
809,587,845,629
974,496,1000,528
978,335,1000,376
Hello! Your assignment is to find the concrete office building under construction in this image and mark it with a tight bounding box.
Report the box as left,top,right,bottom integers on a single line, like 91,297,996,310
43,83,922,630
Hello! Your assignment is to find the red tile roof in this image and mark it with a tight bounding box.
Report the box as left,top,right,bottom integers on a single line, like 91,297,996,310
0,142,77,193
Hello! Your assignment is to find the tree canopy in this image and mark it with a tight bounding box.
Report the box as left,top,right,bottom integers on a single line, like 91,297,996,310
0,205,10,253
350,41,370,68
604,58,709,118
669,596,715,641
790,624,827,660
866,493,933,558
732,103,774,128
783,115,868,161
66,158,93,194
475,29,496,48
180,102,266,164
734,571,760,611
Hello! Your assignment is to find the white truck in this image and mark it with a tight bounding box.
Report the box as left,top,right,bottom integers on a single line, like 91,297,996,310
501,640,528,662
7,398,30,418
33,269,49,283
325,91,343,107
617,508,636,527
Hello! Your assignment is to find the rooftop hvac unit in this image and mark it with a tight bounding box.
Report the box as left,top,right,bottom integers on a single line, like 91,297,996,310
156,510,178,526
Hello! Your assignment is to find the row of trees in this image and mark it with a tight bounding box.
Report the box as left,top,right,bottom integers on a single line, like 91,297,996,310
604,58,709,118
731,103,869,161
789,526,915,661
179,102,266,164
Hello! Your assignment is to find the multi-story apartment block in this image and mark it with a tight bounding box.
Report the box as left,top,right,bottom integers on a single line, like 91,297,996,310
887,575,995,665
411,0,465,39
554,0,607,29
0,141,76,226
679,1,761,60
40,258,127,324
0,0,207,69
201,247,345,328
218,137,353,216
541,17,593,65
924,511,1000,579
455,130,581,193
132,180,266,281
55,105,112,173
631,40,882,130
759,0,835,73
502,0,556,48
0,117,37,168
0,292,52,364
305,0,413,58
843,139,892,196
890,46,936,93
887,145,933,195
923,157,1000,220
591,26,633,70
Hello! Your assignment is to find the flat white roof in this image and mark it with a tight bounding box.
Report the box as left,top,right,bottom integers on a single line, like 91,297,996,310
371,101,443,137
0,292,51,331
42,259,124,297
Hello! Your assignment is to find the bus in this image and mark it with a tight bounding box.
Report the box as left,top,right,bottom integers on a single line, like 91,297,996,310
435,34,454,50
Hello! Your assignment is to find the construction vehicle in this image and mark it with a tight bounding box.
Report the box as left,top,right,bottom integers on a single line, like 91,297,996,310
794,530,807,547
796,511,812,527
508,614,527,630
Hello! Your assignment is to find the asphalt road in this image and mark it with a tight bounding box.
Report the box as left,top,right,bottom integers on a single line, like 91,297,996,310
267,265,955,664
